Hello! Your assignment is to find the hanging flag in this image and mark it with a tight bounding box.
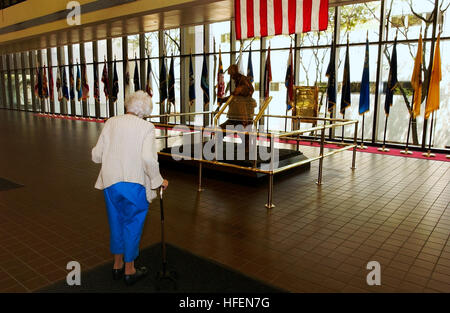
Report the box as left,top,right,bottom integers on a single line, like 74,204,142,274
76,63,82,101
62,66,69,101
56,66,63,101
168,56,176,106
123,60,131,98
145,58,153,97
93,60,100,102
111,59,119,103
263,46,272,100
425,33,441,120
285,44,294,110
34,65,40,98
159,55,168,104
201,53,210,106
133,59,140,91
48,66,54,101
385,38,398,116
411,33,423,119
101,62,109,100
42,65,49,99
69,64,75,101
340,39,351,115
189,53,196,105
235,0,329,40
217,49,225,100
247,47,254,83
359,38,370,115
237,44,245,75
326,40,336,113
81,62,89,100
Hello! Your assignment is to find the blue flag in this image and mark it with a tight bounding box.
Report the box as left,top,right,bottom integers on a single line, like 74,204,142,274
62,66,69,101
201,53,209,106
359,39,370,115
189,54,195,105
159,56,167,104
340,41,351,115
247,48,254,83
385,38,398,115
168,56,175,105
326,41,336,113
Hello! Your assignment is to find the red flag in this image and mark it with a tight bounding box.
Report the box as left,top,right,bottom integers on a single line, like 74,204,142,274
263,46,272,100
81,62,89,100
285,44,294,110
42,65,49,99
101,62,109,100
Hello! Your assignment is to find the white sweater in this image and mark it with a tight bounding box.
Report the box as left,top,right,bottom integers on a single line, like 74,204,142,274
91,114,164,203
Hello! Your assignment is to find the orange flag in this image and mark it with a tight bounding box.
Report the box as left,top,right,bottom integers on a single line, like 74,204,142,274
411,33,423,118
425,34,441,120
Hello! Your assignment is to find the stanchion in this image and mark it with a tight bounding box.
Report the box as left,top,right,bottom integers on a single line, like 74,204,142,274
351,121,358,170
316,126,325,185
378,115,390,152
156,188,177,290
400,108,413,155
341,112,345,144
358,114,368,149
422,112,436,157
265,136,275,209
198,162,203,192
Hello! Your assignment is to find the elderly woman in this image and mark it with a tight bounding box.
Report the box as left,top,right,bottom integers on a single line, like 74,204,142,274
92,91,168,286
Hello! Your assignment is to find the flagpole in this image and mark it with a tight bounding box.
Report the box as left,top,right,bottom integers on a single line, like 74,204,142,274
378,115,390,152
400,98,414,155
422,112,436,157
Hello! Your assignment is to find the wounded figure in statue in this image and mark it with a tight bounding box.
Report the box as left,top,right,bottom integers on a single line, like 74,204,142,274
216,64,257,153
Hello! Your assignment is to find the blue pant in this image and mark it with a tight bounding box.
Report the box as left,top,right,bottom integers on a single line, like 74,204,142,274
104,182,149,262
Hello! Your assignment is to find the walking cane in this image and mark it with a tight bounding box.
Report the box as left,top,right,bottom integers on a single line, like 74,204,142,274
156,187,177,290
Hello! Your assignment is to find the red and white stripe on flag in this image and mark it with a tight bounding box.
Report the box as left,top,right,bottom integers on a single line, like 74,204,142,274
235,0,329,40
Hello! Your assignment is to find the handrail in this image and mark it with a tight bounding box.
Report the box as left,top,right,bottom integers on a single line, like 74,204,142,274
253,96,273,127
213,95,234,127
145,111,213,119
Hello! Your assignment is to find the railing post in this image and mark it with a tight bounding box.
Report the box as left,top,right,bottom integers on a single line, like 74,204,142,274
351,121,358,170
316,125,325,186
265,135,275,209
198,162,203,192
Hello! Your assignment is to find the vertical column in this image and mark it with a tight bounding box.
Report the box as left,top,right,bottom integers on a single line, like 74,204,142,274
180,27,188,125
107,38,114,117
203,24,210,127
21,52,29,111
13,54,21,109
47,48,54,113
328,6,340,140
80,42,87,117
92,41,100,118
122,36,128,104
68,44,76,115
29,51,37,112
158,30,165,123
372,0,386,144
259,38,267,128
57,46,66,115
0,56,6,108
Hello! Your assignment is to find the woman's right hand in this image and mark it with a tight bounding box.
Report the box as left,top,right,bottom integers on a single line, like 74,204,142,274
161,179,169,190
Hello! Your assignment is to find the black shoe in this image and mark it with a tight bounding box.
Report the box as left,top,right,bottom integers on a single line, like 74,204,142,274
124,266,148,286
112,266,124,281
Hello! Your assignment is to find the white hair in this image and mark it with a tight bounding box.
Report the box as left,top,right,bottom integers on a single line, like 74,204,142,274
124,91,153,118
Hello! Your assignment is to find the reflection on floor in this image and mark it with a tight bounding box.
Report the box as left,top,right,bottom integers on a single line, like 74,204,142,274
0,110,449,293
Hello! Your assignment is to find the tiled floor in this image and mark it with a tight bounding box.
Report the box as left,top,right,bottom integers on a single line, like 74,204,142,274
0,110,449,293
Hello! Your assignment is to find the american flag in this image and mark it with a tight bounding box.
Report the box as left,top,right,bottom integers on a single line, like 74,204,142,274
235,0,329,40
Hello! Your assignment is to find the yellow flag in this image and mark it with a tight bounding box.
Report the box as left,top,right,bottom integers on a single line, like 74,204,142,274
411,34,423,118
425,34,441,120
